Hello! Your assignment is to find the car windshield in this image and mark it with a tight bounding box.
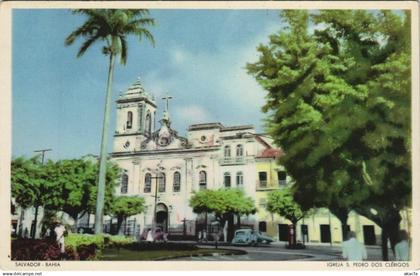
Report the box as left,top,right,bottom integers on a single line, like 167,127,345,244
235,231,247,236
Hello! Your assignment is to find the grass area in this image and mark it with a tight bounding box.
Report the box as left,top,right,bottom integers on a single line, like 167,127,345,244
100,247,242,261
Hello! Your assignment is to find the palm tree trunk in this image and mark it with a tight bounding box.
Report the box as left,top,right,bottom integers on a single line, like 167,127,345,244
31,205,39,239
94,53,116,234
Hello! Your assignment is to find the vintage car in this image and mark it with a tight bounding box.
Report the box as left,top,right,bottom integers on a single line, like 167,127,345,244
140,227,168,242
231,229,273,246
253,230,274,244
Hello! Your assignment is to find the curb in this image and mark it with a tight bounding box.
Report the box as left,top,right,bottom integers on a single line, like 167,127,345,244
153,249,247,261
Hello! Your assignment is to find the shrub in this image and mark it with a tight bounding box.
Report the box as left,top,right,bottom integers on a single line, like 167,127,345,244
12,239,63,260
65,233,105,250
104,235,135,248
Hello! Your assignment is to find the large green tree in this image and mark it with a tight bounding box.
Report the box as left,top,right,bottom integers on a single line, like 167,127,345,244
111,196,145,235
65,9,155,234
189,189,256,241
11,157,120,236
247,10,410,260
11,156,44,238
47,159,120,228
266,188,310,246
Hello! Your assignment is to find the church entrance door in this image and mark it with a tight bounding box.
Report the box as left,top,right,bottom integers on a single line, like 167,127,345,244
156,203,168,232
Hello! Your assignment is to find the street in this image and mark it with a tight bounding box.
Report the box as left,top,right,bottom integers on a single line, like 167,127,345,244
173,242,394,261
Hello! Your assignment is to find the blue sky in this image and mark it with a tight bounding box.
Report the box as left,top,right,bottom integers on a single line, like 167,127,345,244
12,9,283,160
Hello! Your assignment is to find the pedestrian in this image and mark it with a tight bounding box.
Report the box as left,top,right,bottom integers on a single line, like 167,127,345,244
203,229,208,242
198,230,202,243
342,231,367,261
395,230,410,261
146,228,154,242
54,220,66,259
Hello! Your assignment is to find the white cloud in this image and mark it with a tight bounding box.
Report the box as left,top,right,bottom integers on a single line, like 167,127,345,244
138,22,282,133
175,105,212,124
170,48,187,65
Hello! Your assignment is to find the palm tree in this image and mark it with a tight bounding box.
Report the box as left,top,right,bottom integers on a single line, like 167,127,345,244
65,9,155,233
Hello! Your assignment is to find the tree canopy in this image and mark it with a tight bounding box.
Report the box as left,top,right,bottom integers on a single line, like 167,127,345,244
11,156,120,223
266,188,306,225
247,10,410,259
266,188,309,246
189,188,256,220
111,196,145,235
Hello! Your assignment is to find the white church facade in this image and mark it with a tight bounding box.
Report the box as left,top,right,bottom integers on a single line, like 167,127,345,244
110,78,272,236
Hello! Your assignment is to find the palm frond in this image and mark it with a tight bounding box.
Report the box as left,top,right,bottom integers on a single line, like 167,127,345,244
127,18,155,27
136,28,156,47
125,9,150,18
65,20,96,46
77,34,102,58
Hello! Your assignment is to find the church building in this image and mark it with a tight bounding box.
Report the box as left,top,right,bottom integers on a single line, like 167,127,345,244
111,78,272,236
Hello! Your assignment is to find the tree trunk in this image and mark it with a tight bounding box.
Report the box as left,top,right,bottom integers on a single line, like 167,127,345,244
18,208,25,237
31,205,39,239
292,222,297,246
205,212,208,232
227,213,235,242
237,214,241,229
72,213,79,233
381,226,389,261
94,53,116,234
330,207,349,241
117,215,125,236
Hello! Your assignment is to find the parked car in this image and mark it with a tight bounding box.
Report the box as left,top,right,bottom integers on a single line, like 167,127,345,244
231,229,274,246
140,227,168,242
253,230,274,244
231,229,257,246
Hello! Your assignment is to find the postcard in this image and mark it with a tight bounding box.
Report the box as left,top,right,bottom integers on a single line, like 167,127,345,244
0,1,418,272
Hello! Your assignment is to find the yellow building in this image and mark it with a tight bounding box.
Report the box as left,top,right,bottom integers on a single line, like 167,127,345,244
254,145,409,245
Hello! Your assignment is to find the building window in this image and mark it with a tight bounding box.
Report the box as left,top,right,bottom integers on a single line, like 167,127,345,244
145,112,151,135
236,144,243,157
224,145,231,158
224,172,231,188
121,171,128,194
199,171,207,190
126,111,133,129
259,221,267,232
173,172,181,192
259,172,267,187
158,172,166,192
236,171,243,187
278,171,287,186
144,173,151,193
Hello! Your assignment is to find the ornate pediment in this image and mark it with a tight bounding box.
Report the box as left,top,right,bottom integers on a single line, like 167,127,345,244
140,122,190,150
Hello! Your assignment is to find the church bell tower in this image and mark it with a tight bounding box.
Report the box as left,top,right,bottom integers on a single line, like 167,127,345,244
113,77,157,153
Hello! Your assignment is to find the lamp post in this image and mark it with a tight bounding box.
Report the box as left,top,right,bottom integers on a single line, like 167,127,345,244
150,173,163,229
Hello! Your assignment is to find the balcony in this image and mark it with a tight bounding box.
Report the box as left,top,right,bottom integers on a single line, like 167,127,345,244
220,156,245,166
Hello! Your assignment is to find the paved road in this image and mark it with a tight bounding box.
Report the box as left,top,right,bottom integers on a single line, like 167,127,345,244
174,242,393,261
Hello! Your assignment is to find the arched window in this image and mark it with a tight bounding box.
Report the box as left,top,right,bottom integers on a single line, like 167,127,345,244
144,173,151,193
224,145,231,158
236,171,243,187
236,144,243,157
121,171,128,194
173,172,181,192
199,171,207,190
224,172,231,188
158,172,166,192
126,111,133,129
145,112,151,135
